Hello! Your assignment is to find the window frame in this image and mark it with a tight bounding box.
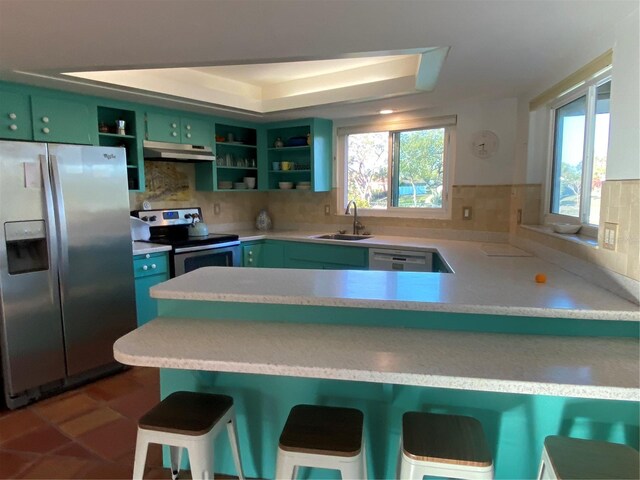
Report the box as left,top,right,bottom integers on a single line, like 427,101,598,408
336,116,456,219
545,68,612,235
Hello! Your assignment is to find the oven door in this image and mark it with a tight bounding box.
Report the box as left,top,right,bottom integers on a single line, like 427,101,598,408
172,241,241,277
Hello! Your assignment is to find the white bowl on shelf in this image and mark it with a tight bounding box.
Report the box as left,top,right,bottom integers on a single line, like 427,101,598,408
552,223,581,234
278,182,293,190
296,184,311,190
243,177,256,189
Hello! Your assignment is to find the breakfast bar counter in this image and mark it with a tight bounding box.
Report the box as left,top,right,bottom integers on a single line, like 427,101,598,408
113,264,639,479
114,317,638,401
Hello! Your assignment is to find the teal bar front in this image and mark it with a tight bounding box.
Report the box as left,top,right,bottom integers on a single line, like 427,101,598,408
160,370,638,479
155,298,639,479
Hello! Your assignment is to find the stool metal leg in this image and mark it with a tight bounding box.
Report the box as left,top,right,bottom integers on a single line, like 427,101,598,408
170,445,183,480
275,449,297,479
187,436,214,480
226,415,245,480
132,430,150,480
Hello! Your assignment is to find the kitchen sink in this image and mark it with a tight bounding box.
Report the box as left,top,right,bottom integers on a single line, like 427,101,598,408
314,234,373,241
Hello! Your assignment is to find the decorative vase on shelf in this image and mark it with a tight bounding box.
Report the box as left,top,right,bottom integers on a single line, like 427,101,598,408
274,137,284,148
306,133,311,145
255,209,273,231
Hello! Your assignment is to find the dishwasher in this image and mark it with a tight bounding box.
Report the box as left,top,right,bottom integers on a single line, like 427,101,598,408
368,248,433,272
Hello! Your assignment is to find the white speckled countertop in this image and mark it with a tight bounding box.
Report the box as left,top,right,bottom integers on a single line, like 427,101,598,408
114,317,639,400
151,231,640,320
132,241,172,256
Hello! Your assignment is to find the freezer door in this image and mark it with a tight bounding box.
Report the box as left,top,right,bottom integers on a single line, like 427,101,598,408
48,144,136,376
0,141,66,396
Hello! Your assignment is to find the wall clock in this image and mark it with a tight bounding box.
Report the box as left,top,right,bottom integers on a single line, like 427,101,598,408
471,130,499,159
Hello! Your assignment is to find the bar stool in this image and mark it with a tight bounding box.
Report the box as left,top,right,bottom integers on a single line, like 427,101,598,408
275,404,367,479
399,411,494,480
132,391,244,480
537,435,639,479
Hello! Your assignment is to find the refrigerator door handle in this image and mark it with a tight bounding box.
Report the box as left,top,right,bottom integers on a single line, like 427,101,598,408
49,154,69,302
39,154,60,303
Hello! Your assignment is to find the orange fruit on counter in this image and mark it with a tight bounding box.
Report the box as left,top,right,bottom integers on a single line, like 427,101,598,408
535,273,547,284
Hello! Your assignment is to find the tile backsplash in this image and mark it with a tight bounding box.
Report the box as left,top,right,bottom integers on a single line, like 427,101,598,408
130,162,639,283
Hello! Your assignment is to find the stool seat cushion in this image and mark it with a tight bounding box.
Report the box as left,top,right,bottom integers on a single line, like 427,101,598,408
279,404,364,457
402,411,492,467
138,391,233,436
544,436,640,479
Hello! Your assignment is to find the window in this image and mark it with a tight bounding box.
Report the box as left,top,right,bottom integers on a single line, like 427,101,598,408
549,71,611,227
338,118,454,217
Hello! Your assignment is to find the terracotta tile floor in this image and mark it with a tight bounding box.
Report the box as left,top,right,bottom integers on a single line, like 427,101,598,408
0,367,190,479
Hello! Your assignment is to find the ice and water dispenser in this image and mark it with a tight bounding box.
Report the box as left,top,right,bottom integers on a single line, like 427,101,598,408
4,220,49,275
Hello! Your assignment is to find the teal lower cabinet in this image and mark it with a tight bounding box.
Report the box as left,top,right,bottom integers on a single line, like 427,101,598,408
242,242,263,267
283,241,368,269
133,252,169,326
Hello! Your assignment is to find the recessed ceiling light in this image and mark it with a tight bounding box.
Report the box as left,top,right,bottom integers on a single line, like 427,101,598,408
379,109,394,114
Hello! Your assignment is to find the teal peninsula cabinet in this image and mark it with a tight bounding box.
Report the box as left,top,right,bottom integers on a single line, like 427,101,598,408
114,265,639,480
132,251,169,326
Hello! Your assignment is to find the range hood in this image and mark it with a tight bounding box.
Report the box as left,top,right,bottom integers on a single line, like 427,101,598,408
143,141,215,162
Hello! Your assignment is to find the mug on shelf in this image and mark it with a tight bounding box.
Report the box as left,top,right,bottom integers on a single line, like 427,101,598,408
272,161,280,171
281,161,294,171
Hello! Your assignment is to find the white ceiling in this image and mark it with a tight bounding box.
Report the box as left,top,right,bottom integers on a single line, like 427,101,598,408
0,0,637,122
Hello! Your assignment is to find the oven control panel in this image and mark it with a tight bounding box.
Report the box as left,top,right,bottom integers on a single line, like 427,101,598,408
132,208,202,227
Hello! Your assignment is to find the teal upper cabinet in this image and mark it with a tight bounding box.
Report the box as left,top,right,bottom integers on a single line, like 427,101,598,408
145,112,211,145
182,117,211,146
145,112,182,143
31,96,93,144
0,91,32,141
265,118,332,192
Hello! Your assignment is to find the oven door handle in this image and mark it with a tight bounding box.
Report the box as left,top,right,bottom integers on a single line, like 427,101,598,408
173,240,240,254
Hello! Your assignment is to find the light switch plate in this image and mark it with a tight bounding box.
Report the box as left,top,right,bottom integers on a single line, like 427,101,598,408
603,222,618,250
213,203,221,215
462,206,472,220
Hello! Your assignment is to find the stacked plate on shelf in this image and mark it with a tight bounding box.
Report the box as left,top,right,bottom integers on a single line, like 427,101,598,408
218,181,233,189
234,182,247,190
296,181,311,190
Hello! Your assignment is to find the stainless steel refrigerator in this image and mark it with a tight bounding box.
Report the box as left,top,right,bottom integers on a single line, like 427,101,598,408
0,140,136,409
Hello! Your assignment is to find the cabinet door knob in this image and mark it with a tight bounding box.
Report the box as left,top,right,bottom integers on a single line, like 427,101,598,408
171,132,177,137
42,127,50,134
171,123,177,128
142,265,149,271
8,113,16,120
42,116,49,123
248,259,253,264
186,133,191,138
151,263,157,269
145,254,150,259
9,124,17,131
185,124,191,130
248,251,253,256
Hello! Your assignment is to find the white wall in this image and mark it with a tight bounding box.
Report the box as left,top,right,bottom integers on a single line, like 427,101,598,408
334,96,519,186
608,8,640,180
524,7,639,184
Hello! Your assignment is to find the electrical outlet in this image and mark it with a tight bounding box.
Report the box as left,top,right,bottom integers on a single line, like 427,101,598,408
603,222,618,250
213,203,221,215
324,205,330,215
462,206,472,220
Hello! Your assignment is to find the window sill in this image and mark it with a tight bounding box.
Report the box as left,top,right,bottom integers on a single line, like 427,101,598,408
341,209,451,220
520,224,598,248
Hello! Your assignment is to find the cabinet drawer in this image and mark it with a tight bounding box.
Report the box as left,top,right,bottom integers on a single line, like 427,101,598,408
133,253,169,278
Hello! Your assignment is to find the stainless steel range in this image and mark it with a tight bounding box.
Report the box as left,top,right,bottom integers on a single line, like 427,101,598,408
131,207,240,277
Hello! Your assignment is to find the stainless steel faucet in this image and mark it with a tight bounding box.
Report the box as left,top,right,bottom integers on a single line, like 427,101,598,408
345,200,362,234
